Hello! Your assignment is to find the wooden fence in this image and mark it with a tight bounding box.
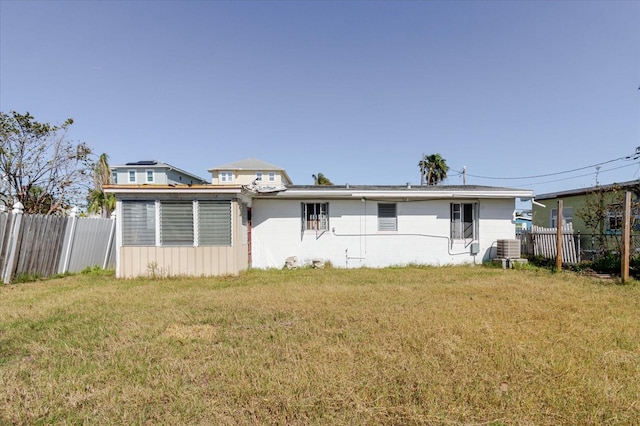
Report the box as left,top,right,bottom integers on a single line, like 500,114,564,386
0,204,116,284
520,223,578,265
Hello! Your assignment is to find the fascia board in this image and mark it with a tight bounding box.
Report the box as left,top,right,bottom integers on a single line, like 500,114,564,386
262,189,533,199
104,186,241,195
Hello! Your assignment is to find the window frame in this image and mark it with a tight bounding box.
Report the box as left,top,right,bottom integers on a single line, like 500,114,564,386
121,200,156,246
219,171,234,183
128,170,136,183
256,172,263,182
301,202,329,232
550,207,573,228
159,201,195,246
268,171,275,182
145,169,154,183
450,202,478,241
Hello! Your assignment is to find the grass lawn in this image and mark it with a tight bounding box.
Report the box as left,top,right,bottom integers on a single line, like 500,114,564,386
1,266,639,425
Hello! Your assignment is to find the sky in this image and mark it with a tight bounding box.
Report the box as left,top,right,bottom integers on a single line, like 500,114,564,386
1,1,639,197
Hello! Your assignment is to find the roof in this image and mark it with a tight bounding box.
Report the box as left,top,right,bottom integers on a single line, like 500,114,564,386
104,182,532,200
252,184,532,200
111,161,207,183
208,158,285,171
535,179,640,200
208,157,293,184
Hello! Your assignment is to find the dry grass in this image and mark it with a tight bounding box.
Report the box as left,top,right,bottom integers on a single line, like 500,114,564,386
1,266,639,425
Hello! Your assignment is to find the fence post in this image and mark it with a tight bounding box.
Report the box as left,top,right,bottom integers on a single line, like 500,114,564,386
621,191,631,283
103,211,116,269
577,231,581,263
3,202,24,284
60,207,78,274
556,200,563,271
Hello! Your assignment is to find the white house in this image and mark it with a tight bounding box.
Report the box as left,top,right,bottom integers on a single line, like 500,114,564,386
250,184,531,269
105,160,532,278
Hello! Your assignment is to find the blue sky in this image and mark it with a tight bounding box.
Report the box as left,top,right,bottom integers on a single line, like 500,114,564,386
1,1,639,196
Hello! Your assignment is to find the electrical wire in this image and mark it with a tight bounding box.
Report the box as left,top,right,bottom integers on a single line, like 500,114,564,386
459,153,636,180
508,161,640,188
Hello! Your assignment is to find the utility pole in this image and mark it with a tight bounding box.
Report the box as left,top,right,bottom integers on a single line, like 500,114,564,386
621,191,631,282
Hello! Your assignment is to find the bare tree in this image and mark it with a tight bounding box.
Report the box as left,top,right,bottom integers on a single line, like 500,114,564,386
0,111,92,214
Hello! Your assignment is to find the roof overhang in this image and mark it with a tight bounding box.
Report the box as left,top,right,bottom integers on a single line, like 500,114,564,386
104,185,532,201
104,184,242,195
254,188,533,200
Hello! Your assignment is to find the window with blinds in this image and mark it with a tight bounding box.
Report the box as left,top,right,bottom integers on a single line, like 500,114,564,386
160,202,194,246
378,203,397,231
199,201,232,246
122,201,156,246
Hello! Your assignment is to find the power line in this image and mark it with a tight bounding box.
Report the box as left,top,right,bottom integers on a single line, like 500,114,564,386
511,161,640,188
461,153,636,180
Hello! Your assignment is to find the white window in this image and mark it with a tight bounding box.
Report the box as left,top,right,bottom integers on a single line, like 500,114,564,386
302,203,329,231
550,207,573,228
451,203,478,240
220,171,234,183
256,172,263,182
378,203,397,231
122,201,156,246
128,170,136,183
146,170,154,183
268,172,275,182
112,171,118,184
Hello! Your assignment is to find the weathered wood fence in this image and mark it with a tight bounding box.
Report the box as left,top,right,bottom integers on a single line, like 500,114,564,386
0,204,116,284
520,223,579,265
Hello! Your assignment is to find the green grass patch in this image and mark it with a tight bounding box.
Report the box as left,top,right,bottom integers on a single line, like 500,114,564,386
1,266,639,424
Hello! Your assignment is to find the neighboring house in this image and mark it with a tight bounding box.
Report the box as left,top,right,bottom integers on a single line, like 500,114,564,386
532,180,640,235
105,159,532,278
111,161,208,186
515,215,532,232
208,158,293,187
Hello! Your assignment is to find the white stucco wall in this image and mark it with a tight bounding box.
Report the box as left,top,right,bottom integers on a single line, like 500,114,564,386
250,198,517,269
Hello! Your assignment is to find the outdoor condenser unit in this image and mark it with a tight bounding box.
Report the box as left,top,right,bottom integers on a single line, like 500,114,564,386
496,239,520,259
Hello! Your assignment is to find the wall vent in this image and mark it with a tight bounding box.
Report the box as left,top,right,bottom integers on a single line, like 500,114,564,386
496,239,520,259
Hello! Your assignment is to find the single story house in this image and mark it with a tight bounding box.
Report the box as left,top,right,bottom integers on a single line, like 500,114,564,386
532,180,640,235
105,159,532,278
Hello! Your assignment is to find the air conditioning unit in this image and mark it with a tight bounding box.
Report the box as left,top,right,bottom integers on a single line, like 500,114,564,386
497,239,520,259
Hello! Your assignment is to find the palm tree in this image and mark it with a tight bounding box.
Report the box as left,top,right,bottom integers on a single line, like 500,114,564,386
87,153,116,217
312,172,333,186
418,154,449,186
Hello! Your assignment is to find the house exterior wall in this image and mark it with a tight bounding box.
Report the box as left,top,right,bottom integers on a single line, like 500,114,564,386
250,198,516,269
165,169,205,185
113,168,205,186
533,194,590,233
115,198,248,278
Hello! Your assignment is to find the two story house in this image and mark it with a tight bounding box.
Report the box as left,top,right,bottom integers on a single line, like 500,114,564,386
111,161,208,186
